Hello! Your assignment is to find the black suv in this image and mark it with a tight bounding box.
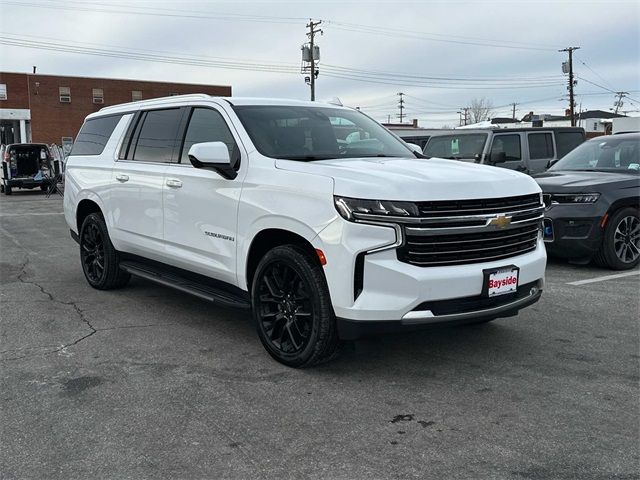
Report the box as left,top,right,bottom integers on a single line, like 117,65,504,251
535,133,640,269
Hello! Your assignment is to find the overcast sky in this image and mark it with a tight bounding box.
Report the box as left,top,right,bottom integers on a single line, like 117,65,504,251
1,0,639,126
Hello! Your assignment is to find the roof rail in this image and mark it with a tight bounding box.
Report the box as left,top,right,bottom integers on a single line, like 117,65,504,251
98,93,214,112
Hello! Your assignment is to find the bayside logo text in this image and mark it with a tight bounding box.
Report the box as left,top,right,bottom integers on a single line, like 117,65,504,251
488,276,517,289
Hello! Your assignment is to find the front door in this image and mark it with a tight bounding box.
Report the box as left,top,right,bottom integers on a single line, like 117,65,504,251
489,133,527,173
162,106,245,286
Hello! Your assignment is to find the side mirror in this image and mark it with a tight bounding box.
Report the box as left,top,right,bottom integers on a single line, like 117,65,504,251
188,141,237,180
489,151,507,164
546,159,559,169
406,142,423,155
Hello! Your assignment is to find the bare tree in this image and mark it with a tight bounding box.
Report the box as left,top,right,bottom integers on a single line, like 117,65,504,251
469,97,494,123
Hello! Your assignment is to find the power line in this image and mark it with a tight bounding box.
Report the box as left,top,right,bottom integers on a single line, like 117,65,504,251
4,0,563,52
324,21,560,52
0,0,308,24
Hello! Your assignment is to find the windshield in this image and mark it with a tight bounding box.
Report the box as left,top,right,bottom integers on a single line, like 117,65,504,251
550,136,640,173
424,133,488,160
233,105,413,160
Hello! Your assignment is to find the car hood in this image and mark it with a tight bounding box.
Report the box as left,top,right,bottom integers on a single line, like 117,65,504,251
275,156,541,201
534,170,640,192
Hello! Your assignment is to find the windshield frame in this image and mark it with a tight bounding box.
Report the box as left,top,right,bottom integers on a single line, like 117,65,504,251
232,104,417,161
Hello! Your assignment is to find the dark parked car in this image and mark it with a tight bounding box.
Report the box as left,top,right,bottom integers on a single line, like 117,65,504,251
1,143,58,195
535,133,640,269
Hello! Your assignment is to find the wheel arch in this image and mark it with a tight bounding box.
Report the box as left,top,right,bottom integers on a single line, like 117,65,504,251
244,228,321,291
76,198,103,232
606,197,640,218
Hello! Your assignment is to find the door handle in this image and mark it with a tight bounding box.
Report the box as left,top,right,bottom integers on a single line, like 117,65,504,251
115,174,129,182
166,178,182,188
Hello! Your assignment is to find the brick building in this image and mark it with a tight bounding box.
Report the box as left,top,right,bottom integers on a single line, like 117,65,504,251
0,72,232,145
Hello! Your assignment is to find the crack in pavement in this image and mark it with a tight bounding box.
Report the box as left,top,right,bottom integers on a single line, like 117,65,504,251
2,254,175,362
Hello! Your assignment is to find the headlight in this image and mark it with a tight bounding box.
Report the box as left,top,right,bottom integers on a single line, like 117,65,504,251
549,193,600,204
334,196,419,221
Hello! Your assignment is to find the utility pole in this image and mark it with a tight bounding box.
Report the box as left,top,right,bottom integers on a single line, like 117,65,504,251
458,107,469,126
397,92,405,123
613,91,628,114
301,19,322,101
560,46,580,126
511,102,518,120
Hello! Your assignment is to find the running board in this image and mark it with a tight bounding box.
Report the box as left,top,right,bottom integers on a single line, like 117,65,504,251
119,260,250,309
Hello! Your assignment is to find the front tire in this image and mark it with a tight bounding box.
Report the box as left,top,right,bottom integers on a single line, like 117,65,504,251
79,213,131,289
594,207,640,270
251,245,339,368
4,184,11,195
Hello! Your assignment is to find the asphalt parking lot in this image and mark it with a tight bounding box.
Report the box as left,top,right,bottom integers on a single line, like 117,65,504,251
1,191,638,480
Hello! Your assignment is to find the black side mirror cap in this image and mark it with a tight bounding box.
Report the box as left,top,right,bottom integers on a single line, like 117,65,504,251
189,156,238,179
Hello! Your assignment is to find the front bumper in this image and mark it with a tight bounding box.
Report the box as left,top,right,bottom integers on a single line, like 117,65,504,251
542,203,604,258
338,280,543,339
315,218,546,336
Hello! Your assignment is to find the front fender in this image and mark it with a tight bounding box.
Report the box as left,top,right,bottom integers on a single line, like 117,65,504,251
236,214,333,290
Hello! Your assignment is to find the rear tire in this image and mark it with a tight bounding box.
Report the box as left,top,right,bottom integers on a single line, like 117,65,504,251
4,184,12,195
79,212,131,289
594,207,640,270
251,245,340,368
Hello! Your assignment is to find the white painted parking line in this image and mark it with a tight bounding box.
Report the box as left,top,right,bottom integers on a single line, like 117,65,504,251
567,270,640,286
0,212,64,217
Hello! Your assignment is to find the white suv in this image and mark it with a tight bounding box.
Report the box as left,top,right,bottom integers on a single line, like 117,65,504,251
64,94,546,367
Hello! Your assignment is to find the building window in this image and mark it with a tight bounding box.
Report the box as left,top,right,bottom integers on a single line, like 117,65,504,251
0,84,6,100
59,87,71,103
92,88,104,104
132,90,142,102
593,122,598,130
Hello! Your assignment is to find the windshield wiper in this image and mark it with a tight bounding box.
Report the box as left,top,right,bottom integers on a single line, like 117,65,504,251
277,155,337,161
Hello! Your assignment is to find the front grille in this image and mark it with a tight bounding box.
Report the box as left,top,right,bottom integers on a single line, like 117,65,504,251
397,194,543,267
416,193,541,217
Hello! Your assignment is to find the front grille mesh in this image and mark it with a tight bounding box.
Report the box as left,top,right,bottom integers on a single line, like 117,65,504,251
398,194,542,267
416,193,541,217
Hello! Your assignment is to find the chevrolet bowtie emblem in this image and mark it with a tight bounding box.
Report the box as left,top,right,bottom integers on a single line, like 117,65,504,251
489,215,512,228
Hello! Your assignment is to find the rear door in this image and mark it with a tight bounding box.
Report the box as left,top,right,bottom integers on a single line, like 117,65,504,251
526,131,555,174
162,105,245,285
110,107,185,258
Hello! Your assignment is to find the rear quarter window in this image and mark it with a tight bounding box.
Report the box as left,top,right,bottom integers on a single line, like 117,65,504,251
71,115,123,156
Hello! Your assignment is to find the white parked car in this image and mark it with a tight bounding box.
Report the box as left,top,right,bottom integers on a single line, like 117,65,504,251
64,95,546,367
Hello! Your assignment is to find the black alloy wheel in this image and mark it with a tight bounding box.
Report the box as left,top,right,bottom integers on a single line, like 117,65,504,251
613,214,640,264
252,245,339,367
595,207,640,270
257,261,314,355
81,221,106,284
79,213,130,289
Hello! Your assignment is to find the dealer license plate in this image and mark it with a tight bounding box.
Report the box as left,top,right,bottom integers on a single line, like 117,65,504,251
483,266,519,297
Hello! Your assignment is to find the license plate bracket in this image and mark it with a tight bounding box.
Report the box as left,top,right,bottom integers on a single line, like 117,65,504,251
482,265,519,298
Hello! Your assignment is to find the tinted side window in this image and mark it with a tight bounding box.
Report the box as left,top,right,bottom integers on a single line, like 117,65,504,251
490,134,521,161
528,133,554,159
555,132,585,158
132,109,183,163
181,108,238,164
71,115,123,156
